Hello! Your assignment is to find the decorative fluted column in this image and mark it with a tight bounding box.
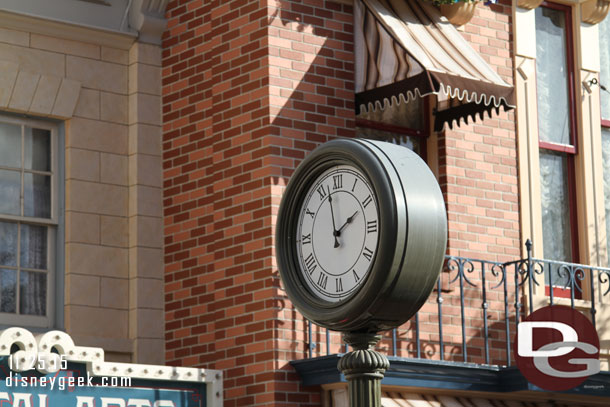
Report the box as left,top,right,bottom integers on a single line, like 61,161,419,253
337,332,390,407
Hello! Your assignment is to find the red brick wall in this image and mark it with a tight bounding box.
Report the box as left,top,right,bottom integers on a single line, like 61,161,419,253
268,0,355,399
162,1,354,405
441,0,519,263
417,0,520,366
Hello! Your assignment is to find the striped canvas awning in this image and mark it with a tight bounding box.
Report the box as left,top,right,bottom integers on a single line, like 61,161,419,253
355,0,515,131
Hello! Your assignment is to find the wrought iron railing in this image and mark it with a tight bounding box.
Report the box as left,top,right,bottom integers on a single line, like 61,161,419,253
305,240,610,367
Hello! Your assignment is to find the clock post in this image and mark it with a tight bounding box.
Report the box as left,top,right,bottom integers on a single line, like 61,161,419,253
337,332,389,407
276,139,447,407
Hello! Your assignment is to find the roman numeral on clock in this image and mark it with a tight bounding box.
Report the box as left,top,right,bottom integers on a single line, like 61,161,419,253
301,234,311,244
305,208,315,219
333,174,343,190
362,195,372,208
335,277,343,293
317,185,327,200
362,247,374,261
352,269,360,282
367,220,377,234
317,273,328,290
304,253,317,274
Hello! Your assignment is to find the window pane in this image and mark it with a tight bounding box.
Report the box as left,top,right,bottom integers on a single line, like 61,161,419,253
20,224,47,270
357,97,424,130
0,221,18,267
24,128,51,172
0,169,21,216
539,150,572,267
603,129,610,265
0,122,21,169
356,127,421,156
24,173,51,218
600,18,610,120
535,7,571,146
19,271,46,316
0,269,16,313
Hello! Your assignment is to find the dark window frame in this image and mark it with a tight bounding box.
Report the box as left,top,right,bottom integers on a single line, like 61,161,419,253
355,97,431,160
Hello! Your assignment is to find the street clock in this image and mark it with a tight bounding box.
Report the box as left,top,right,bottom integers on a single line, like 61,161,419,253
276,139,447,332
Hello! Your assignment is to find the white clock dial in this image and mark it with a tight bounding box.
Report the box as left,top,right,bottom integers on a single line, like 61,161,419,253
296,165,379,302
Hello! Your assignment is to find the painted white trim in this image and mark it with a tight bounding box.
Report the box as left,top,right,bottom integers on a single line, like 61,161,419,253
0,327,223,406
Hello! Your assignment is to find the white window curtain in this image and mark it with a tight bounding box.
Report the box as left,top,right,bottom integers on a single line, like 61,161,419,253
535,6,571,146
535,6,573,268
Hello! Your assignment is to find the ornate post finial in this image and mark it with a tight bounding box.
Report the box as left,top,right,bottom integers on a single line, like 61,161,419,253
337,332,389,407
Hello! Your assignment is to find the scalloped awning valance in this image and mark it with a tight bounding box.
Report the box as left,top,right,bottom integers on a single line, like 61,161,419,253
355,0,515,131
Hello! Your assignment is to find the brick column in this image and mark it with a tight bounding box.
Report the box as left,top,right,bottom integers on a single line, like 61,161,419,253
162,0,353,405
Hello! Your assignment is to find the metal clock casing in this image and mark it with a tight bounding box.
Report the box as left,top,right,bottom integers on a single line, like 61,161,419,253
276,139,447,332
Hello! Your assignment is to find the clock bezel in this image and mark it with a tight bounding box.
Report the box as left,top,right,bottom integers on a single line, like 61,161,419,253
276,140,401,331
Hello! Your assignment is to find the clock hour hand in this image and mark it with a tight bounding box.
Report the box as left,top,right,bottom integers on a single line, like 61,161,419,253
327,186,340,248
337,211,358,234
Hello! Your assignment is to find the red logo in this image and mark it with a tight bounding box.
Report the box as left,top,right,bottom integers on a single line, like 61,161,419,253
513,305,600,391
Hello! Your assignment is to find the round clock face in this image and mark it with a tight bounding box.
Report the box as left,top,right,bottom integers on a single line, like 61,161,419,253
296,165,379,302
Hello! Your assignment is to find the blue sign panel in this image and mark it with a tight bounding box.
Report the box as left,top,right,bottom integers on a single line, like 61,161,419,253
0,357,206,407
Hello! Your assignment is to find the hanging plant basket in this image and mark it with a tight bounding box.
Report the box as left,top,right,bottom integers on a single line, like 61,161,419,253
581,0,610,24
516,0,544,9
432,0,474,4
437,0,479,26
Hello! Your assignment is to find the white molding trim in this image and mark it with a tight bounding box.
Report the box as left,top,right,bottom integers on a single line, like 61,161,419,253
0,327,223,407
0,9,137,50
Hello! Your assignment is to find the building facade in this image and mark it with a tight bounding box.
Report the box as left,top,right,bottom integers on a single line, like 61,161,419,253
161,0,610,406
1,0,610,407
0,0,166,364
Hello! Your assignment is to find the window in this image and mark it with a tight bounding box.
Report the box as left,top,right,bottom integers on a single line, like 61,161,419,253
535,3,579,290
600,17,610,266
0,116,58,328
356,96,428,158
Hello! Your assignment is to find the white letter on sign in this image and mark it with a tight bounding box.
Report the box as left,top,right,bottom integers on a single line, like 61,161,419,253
127,400,152,407
102,398,126,407
13,393,32,407
76,396,96,407
518,321,577,357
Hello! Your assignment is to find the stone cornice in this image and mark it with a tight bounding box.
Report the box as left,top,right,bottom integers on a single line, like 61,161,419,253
0,9,137,50
128,0,169,45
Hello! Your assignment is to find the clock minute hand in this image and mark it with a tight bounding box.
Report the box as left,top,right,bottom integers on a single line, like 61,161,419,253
327,186,340,248
337,211,359,234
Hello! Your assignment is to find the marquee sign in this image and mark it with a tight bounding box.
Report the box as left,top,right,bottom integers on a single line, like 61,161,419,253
0,328,222,407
